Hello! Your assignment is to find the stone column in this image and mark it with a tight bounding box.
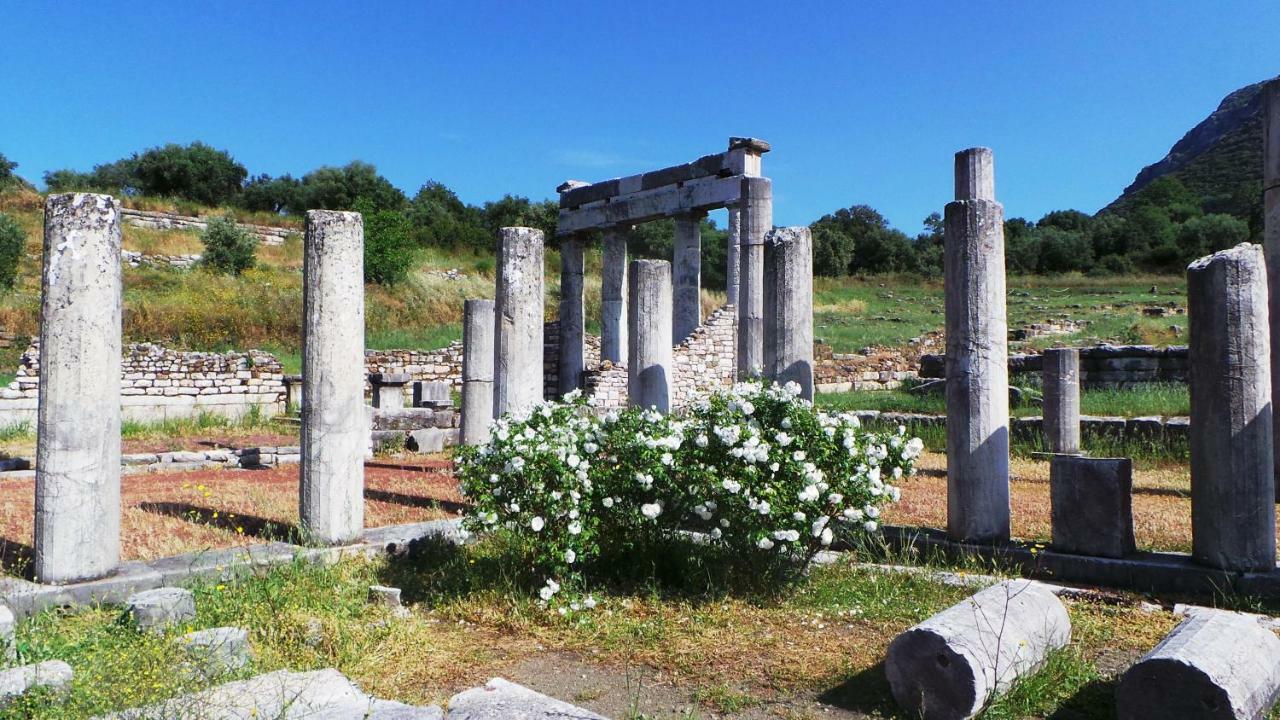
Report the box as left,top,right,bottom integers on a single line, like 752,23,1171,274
1042,348,1081,455
1264,80,1280,497
628,259,673,412
300,210,366,546
672,214,703,344
558,236,585,395
1188,243,1274,571
736,176,772,378
944,147,1010,543
493,227,545,417
726,208,741,307
600,229,628,365
461,299,495,445
763,227,814,400
35,193,122,584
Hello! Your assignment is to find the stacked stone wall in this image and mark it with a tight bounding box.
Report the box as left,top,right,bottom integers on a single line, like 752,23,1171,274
920,345,1188,388
121,208,295,246
8,342,285,403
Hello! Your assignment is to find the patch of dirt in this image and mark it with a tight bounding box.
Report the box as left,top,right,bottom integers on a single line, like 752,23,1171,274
504,652,878,719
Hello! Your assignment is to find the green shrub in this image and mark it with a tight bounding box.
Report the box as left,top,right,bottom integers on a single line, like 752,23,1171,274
199,215,257,275
0,213,25,290
360,205,416,285
456,381,923,611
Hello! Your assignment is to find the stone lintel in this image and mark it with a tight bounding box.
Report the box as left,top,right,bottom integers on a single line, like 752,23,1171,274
557,174,744,235
559,151,738,209
728,136,772,153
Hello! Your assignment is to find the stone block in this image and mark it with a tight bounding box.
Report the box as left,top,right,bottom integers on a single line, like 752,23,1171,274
1117,609,1280,719
179,626,251,677
369,585,410,618
413,381,452,408
408,429,455,454
0,605,12,662
1050,456,1135,558
127,587,196,633
447,677,607,720
885,580,1070,719
0,660,72,704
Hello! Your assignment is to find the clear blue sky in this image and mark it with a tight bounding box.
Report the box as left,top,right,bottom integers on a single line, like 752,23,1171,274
1,1,1276,233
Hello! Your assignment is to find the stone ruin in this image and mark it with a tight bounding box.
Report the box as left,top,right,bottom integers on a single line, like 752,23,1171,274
16,84,1280,718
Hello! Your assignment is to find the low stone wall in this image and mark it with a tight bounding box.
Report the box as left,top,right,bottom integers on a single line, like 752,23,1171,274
919,345,1188,388
0,343,286,424
122,250,201,269
814,343,917,393
121,208,295,246
574,305,738,409
852,409,1190,442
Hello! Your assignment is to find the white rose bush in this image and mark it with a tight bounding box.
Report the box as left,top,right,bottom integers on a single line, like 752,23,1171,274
456,381,923,610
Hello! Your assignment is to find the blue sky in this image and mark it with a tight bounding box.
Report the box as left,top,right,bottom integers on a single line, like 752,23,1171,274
1,1,1276,233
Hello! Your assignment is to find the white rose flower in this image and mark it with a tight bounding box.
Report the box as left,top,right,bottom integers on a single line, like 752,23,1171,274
641,503,663,519
602,497,615,508
864,520,879,532
756,537,775,550
564,549,577,564
530,516,544,532
568,521,582,535
710,528,723,540
820,527,834,546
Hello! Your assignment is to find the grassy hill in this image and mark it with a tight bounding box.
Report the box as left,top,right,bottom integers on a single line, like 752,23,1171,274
1104,74,1278,215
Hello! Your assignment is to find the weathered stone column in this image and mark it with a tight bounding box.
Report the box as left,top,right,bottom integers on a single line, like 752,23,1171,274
763,227,814,400
35,193,122,584
737,176,772,378
944,147,1010,543
600,229,628,365
1264,79,1280,498
1117,610,1280,720
1042,348,1081,455
672,214,702,343
300,210,366,545
558,236,585,395
1188,242,1274,571
885,580,1071,719
494,227,545,417
726,208,741,307
628,259,673,412
461,299,495,445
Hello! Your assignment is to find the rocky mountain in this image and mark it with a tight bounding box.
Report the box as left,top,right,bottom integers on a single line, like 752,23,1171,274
1104,74,1278,213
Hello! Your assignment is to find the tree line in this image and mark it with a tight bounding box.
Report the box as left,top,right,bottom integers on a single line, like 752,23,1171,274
6,142,1269,284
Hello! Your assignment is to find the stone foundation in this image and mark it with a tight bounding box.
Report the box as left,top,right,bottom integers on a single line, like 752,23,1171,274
121,208,295,246
920,344,1189,388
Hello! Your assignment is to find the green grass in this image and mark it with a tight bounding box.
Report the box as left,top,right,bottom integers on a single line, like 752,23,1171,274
817,382,1190,419
118,406,279,441
814,273,1185,353
0,535,1195,719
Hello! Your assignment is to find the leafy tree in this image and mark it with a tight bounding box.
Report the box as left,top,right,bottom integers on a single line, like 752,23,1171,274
406,181,489,249
199,215,257,275
1037,209,1093,233
1035,227,1093,274
810,205,915,275
357,200,417,285
911,212,944,276
132,143,247,205
0,153,16,189
1175,213,1249,261
300,162,405,213
480,195,558,240
44,158,139,195
0,214,24,289
238,174,302,214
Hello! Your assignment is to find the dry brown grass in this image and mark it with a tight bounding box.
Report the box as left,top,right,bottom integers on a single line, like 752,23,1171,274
886,451,1232,553
0,457,461,572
